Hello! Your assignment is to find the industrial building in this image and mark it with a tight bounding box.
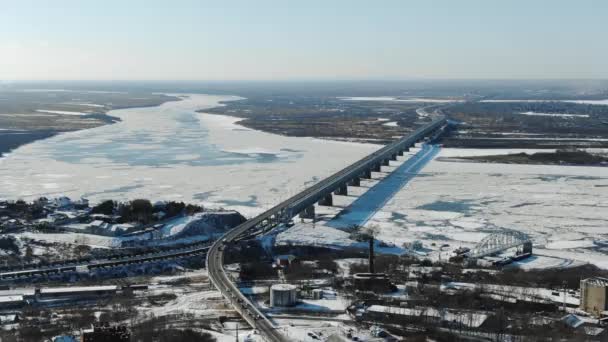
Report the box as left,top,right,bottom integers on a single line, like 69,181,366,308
0,295,25,310
270,284,297,307
352,273,394,292
275,254,298,268
0,285,123,309
38,285,118,300
580,277,608,317
351,236,395,292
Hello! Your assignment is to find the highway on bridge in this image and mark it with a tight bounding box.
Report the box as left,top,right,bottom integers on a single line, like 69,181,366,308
206,117,447,342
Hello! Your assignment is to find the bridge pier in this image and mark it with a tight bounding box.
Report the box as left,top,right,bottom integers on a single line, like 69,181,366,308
382,159,390,166
334,184,348,196
269,215,278,225
318,194,333,206
361,170,372,179
390,153,397,161
348,177,360,186
404,147,410,152
372,164,381,172
397,150,404,156
299,205,315,220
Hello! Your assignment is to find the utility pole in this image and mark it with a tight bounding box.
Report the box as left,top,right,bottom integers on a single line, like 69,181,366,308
235,323,239,342
563,280,568,312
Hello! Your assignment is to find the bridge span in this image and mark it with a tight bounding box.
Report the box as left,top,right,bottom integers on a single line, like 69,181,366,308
207,117,447,341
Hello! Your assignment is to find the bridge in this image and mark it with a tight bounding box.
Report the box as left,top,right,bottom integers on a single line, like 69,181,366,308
0,242,211,282
206,117,447,342
468,230,532,259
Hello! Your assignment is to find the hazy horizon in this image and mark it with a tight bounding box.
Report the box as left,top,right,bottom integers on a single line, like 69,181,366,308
2,0,607,81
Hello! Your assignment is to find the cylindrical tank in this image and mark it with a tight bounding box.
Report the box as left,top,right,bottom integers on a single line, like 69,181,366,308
270,284,297,307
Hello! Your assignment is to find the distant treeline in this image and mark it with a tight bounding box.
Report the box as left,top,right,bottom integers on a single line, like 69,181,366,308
92,199,203,224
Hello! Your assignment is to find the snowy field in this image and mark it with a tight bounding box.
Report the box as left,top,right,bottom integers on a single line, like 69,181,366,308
481,99,608,105
364,148,608,268
339,96,464,103
278,147,608,269
0,94,379,218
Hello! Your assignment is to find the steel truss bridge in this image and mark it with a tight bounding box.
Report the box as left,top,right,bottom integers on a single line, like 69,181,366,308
468,230,532,259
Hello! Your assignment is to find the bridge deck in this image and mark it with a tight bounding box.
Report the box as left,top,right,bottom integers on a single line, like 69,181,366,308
207,117,447,342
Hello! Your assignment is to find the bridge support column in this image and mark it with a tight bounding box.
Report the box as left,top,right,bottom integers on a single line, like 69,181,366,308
348,177,360,186
318,194,333,206
382,159,390,166
397,150,404,156
299,205,315,220
390,153,397,161
404,147,410,152
372,164,381,172
334,184,348,196
361,170,372,179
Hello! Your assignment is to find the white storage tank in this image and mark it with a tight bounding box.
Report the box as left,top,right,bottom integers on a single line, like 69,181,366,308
270,284,297,307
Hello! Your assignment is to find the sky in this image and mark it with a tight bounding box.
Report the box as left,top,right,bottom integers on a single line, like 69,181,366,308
1,0,607,81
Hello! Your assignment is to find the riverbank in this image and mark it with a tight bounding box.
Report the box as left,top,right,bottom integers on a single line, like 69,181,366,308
0,90,179,158
454,149,608,166
0,94,380,217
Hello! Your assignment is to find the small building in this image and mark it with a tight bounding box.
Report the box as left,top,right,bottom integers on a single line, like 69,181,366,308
38,285,118,300
580,277,608,316
561,314,607,340
53,197,73,209
270,284,297,307
352,273,394,292
89,220,110,230
275,255,298,267
0,295,25,309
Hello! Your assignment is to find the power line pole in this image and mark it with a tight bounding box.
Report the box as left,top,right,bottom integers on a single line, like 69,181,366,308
562,280,568,312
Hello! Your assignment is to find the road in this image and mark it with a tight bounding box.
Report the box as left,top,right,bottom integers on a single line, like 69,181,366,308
206,117,447,342
0,242,210,281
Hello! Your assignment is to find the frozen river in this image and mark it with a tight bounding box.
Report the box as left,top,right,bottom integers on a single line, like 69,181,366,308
0,94,379,216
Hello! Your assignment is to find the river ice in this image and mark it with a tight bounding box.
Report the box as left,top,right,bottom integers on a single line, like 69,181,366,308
0,94,379,217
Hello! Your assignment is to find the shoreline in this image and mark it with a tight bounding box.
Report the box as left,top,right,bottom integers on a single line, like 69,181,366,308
0,94,181,159
0,94,381,214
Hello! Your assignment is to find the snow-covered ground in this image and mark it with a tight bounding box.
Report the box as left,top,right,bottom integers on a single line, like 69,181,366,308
367,304,488,328
365,148,608,268
382,121,398,127
442,281,581,306
339,96,464,103
35,109,88,116
14,231,120,248
517,111,590,118
278,146,608,269
0,94,379,218
481,99,608,105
